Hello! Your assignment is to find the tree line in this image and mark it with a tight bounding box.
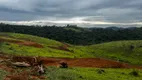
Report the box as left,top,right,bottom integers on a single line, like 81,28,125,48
0,23,142,45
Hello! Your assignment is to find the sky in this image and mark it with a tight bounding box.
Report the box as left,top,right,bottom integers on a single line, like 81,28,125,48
0,0,142,27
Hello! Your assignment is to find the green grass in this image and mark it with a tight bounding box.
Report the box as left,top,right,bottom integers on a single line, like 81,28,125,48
45,67,142,80
0,32,142,65
0,69,9,80
87,40,142,65
0,32,62,46
0,32,142,80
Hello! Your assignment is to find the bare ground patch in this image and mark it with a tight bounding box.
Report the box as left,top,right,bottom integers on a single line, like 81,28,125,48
0,38,44,48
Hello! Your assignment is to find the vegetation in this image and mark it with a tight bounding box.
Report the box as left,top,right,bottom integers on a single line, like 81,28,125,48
0,33,142,65
0,23,142,45
0,31,141,80
45,67,142,80
0,32,92,58
1,66,142,80
0,69,9,80
87,40,142,64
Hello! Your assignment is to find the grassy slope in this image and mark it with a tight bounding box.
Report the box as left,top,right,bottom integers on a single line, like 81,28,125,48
0,33,142,65
0,33,142,80
45,67,142,80
0,33,92,58
87,41,142,65
1,67,142,80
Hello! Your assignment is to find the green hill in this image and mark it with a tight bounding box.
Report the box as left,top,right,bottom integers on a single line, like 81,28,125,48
0,33,142,65
87,41,142,65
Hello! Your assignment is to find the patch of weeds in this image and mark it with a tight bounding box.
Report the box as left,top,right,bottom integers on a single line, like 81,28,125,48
5,43,10,45
129,70,140,77
96,69,105,74
45,66,77,80
9,47,13,50
0,69,9,80
79,75,84,79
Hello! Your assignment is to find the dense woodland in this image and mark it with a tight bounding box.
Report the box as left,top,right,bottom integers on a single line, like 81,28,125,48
0,23,142,45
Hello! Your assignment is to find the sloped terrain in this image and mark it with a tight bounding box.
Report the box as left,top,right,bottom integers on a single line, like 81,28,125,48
0,32,142,65
0,33,142,80
0,54,142,80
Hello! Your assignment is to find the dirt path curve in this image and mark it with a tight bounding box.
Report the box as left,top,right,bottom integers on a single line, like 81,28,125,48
10,55,142,69
41,58,142,69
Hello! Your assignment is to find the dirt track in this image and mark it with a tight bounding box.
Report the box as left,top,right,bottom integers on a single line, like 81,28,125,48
7,55,141,69
40,57,142,69
0,38,43,48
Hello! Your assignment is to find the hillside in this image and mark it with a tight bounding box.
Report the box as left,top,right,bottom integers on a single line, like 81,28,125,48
0,33,142,65
0,32,142,80
87,41,142,65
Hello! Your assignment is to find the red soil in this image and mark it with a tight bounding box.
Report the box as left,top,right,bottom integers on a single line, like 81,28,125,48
0,64,14,72
40,58,142,69
0,38,43,48
1,55,142,80
48,43,72,52
10,56,142,69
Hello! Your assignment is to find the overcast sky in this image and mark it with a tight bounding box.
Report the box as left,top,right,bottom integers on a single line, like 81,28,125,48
0,0,142,27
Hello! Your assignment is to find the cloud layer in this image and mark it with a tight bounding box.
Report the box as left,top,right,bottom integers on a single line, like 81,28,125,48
0,0,142,27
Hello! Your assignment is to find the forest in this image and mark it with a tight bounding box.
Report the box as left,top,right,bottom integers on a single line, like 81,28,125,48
0,23,142,45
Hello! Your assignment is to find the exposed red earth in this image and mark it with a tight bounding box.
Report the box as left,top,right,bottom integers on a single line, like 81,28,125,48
0,38,142,79
0,54,142,80
40,57,142,69
10,56,142,69
0,38,44,48
0,55,46,80
48,42,73,52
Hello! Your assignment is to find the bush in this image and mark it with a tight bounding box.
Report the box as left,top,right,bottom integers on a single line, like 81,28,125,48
97,69,105,74
129,70,140,77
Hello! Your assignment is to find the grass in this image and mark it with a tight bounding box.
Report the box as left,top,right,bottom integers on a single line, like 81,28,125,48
87,40,142,65
0,32,142,65
1,66,141,80
45,67,142,80
0,32,142,80
0,69,9,80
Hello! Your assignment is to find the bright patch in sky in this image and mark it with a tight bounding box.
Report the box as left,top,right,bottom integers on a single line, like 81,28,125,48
0,0,142,27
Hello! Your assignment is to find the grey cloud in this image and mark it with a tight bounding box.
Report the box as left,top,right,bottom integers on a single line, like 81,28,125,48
0,0,142,27
0,11,37,21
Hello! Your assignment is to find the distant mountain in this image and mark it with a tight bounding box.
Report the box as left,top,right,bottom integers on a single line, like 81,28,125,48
126,27,137,30
105,26,124,30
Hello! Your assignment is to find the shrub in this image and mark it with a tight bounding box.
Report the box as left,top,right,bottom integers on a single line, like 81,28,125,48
129,70,140,77
97,69,105,74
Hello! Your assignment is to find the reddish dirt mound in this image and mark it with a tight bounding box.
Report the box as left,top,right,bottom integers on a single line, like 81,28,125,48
0,38,43,48
40,58,142,69
5,71,29,80
48,43,72,52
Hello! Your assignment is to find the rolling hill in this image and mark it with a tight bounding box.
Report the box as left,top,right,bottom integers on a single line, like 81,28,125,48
0,32,142,65
0,32,142,80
